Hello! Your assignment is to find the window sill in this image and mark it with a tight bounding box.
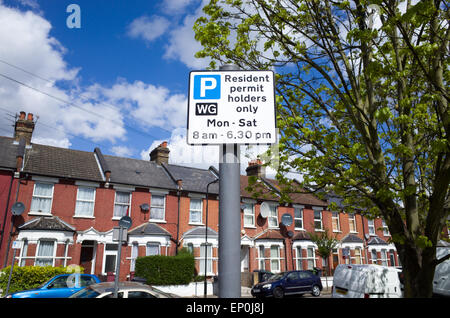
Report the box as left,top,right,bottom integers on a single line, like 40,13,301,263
243,225,256,229
315,229,325,232
74,215,95,219
29,212,52,216
149,219,167,224
189,222,204,226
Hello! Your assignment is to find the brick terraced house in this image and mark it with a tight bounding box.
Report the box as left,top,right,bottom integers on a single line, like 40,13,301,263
0,112,401,282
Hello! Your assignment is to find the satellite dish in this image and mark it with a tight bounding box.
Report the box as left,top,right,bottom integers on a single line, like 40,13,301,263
11,202,25,216
281,213,293,227
140,203,150,212
287,231,294,238
260,201,271,218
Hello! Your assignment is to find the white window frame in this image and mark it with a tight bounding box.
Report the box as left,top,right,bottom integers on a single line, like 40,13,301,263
149,194,166,222
368,219,376,235
189,198,203,225
314,209,323,231
257,245,265,270
295,246,303,270
382,220,390,236
294,205,304,230
146,242,161,256
243,202,255,227
353,247,363,264
198,243,213,276
30,182,54,215
371,249,378,264
380,249,388,266
270,245,281,273
332,211,340,232
268,204,279,228
113,191,131,219
306,246,316,270
74,186,96,218
348,214,357,233
130,243,138,272
35,239,56,267
103,243,118,274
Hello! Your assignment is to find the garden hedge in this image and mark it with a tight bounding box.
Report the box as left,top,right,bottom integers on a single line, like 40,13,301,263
134,250,195,285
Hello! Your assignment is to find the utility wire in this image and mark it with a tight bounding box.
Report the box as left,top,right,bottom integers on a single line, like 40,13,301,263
0,58,175,135
0,72,167,142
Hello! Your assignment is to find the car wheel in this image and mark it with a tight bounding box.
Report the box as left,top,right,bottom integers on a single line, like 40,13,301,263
311,285,321,297
273,287,284,299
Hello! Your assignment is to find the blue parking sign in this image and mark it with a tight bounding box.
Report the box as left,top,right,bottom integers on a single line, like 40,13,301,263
193,75,221,99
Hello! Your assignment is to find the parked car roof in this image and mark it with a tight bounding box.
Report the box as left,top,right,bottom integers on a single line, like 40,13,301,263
81,281,177,297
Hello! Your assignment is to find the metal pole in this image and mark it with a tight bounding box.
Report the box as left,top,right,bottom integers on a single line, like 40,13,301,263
5,249,17,296
218,140,241,298
113,226,123,298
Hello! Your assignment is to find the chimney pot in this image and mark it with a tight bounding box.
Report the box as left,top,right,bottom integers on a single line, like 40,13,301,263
14,111,35,145
150,141,170,165
246,159,266,178
19,111,26,120
27,113,33,121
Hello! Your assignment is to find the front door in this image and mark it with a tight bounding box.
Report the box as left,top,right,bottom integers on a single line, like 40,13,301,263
80,240,96,274
240,246,249,272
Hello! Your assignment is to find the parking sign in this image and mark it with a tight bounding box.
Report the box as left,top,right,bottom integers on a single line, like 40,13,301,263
187,70,276,145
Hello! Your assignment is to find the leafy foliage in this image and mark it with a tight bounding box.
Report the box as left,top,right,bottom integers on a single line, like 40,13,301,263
194,0,449,297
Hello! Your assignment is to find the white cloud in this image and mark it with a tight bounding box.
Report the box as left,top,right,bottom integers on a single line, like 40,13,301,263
111,145,134,157
0,4,126,147
161,0,197,15
127,15,170,43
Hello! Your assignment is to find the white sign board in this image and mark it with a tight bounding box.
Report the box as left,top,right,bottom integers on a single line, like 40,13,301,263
187,70,276,145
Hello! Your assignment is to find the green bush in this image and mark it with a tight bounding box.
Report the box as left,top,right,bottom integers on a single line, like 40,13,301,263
0,265,84,295
134,252,195,285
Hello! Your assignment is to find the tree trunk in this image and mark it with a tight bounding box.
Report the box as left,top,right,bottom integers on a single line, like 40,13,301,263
400,242,437,298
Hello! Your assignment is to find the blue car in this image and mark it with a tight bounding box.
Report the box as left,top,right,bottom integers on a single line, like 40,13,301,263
251,270,322,298
5,273,101,298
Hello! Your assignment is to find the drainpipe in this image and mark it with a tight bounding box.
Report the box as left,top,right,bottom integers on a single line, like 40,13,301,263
175,179,182,255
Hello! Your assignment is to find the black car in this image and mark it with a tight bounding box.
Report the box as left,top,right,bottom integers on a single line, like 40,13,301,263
251,270,322,298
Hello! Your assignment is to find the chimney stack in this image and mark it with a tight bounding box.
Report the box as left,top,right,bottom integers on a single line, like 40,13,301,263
14,111,35,145
150,141,170,165
246,159,266,178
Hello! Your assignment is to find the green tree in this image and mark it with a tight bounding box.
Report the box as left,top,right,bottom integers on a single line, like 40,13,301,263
194,0,450,297
308,228,339,290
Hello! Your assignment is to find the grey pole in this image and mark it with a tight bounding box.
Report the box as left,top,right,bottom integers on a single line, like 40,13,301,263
218,64,242,298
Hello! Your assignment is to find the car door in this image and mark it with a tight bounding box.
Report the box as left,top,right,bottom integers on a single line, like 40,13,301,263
284,272,301,295
38,275,78,298
298,271,315,293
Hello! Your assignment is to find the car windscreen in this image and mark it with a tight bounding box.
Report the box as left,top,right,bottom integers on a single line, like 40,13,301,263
69,287,100,298
266,273,285,282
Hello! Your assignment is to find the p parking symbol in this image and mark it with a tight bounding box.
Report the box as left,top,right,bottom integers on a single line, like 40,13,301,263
194,75,221,99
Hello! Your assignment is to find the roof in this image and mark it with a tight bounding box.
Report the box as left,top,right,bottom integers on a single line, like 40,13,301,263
18,216,76,232
262,178,328,207
103,155,176,190
367,236,388,245
0,136,20,169
23,143,103,182
341,234,364,243
240,175,279,201
254,229,285,240
163,164,218,194
182,226,218,239
128,222,171,237
292,231,311,241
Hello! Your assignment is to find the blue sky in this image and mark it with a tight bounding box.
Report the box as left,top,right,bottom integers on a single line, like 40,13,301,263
0,0,230,167
0,0,281,176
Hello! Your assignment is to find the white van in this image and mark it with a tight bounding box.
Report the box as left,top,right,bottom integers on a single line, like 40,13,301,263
433,240,450,297
332,264,402,298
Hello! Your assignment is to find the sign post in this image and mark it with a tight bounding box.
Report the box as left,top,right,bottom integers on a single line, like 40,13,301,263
113,215,132,298
188,65,276,298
